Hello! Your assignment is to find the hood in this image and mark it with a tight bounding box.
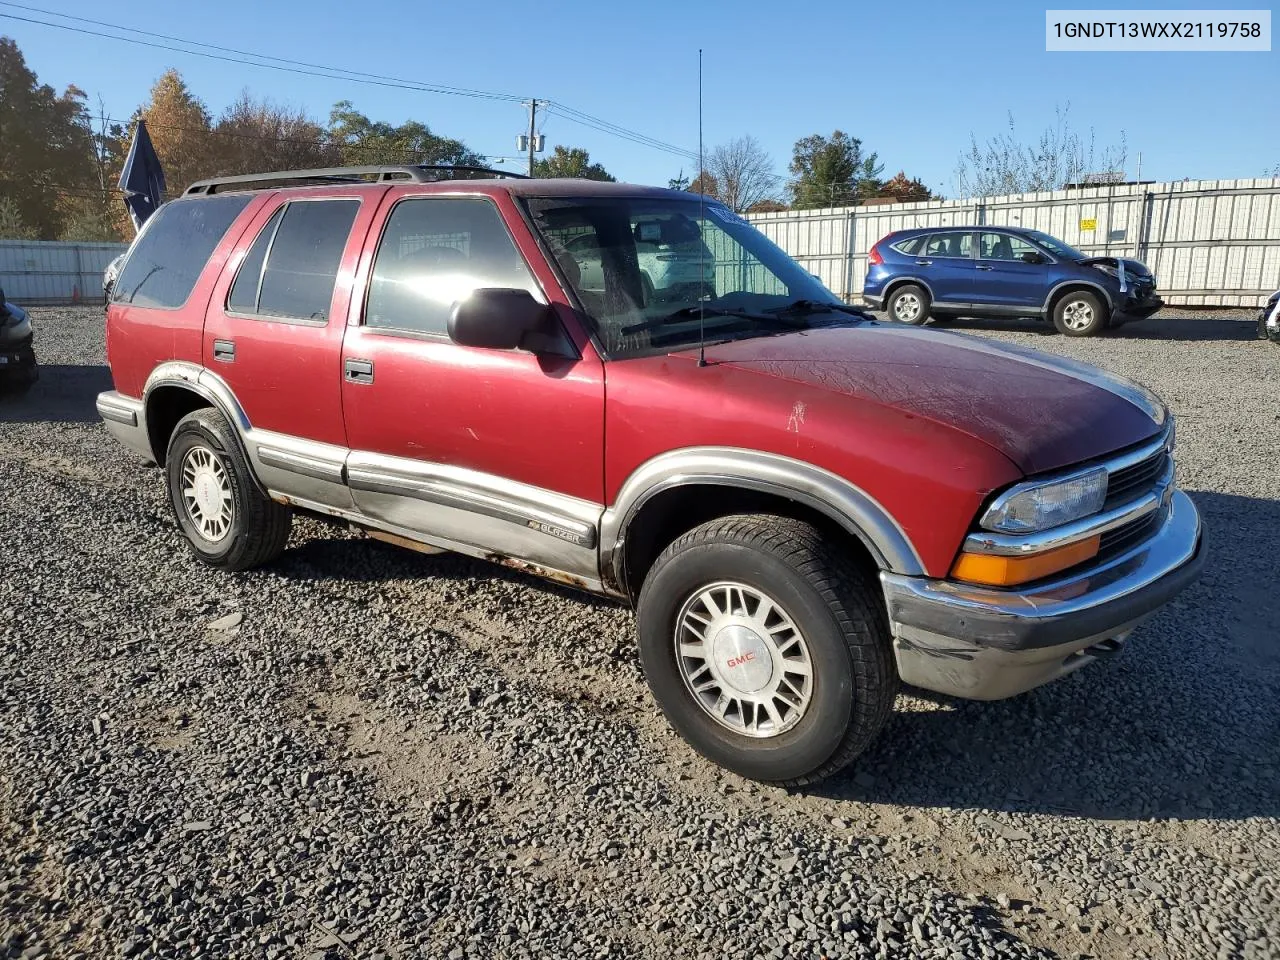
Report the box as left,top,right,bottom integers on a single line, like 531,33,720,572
682,325,1166,475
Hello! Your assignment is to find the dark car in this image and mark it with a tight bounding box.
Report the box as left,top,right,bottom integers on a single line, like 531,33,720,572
863,226,1164,336
0,287,37,395
1258,289,1279,343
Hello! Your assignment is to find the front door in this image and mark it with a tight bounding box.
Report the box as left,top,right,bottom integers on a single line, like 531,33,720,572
202,191,379,510
975,232,1051,310
339,189,606,582
920,230,975,305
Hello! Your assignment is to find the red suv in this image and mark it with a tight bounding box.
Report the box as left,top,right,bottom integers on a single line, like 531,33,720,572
97,165,1205,785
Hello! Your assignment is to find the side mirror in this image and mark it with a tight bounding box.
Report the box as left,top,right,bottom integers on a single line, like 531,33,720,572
448,288,567,354
1020,251,1047,264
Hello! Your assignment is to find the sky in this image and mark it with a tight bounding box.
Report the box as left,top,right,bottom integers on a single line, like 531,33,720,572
3,0,1277,195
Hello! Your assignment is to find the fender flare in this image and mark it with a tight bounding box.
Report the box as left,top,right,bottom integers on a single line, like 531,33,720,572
599,447,926,589
1043,279,1115,313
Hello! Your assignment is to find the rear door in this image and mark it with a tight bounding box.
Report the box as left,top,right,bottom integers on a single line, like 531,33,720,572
338,188,606,582
919,231,975,305
202,190,379,510
975,231,1052,310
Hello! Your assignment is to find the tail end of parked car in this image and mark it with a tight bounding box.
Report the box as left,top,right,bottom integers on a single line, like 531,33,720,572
0,287,38,396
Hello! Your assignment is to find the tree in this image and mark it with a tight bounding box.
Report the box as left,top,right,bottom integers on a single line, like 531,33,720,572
327,101,483,167
875,171,934,203
789,131,882,209
128,69,215,199
0,37,98,239
667,170,690,191
954,105,1126,197
687,170,719,199
214,92,337,176
532,145,615,181
745,199,788,213
0,196,37,239
707,135,779,213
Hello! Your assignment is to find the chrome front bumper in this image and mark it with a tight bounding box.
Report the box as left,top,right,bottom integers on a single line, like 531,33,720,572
880,489,1204,700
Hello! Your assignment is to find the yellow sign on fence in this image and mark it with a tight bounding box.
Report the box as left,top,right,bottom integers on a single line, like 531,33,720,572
1080,218,1098,231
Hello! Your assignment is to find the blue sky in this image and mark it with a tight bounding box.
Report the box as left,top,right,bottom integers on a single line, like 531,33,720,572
3,0,1276,194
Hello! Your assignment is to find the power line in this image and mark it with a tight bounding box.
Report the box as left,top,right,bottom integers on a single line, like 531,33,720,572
0,2,700,161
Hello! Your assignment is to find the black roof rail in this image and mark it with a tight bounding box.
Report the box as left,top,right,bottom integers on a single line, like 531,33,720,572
183,164,528,196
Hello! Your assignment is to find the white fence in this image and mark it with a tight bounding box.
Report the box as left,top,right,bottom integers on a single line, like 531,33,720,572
0,240,128,304
747,177,1280,308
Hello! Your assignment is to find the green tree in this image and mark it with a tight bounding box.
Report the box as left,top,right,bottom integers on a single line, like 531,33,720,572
788,131,882,209
327,101,482,167
0,37,97,239
668,169,690,191
533,145,616,181
0,196,37,239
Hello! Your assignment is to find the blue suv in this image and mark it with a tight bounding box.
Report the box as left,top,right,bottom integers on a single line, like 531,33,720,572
863,227,1163,336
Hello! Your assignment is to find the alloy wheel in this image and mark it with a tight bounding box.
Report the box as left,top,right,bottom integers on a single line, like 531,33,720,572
180,445,233,542
893,293,922,322
1062,299,1095,331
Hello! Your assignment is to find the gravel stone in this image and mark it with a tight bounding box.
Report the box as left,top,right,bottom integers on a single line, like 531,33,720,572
0,307,1276,960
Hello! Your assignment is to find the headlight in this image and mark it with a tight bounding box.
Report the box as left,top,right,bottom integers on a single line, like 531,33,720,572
980,467,1108,534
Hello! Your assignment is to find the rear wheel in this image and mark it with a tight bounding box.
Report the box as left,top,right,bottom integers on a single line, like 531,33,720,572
636,515,898,785
1053,290,1106,336
887,284,931,325
165,408,292,571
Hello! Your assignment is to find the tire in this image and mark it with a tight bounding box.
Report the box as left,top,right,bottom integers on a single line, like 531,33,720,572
887,284,931,325
1053,290,1106,336
165,408,292,571
636,515,898,786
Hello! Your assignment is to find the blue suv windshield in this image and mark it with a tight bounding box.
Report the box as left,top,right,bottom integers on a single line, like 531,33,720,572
1026,230,1087,261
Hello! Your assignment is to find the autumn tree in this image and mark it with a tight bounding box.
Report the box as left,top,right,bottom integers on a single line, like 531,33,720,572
789,131,883,209
533,145,615,181
687,170,719,199
327,101,482,167
746,199,788,213
125,69,215,200
707,135,779,213
214,92,337,176
0,37,98,239
875,171,934,202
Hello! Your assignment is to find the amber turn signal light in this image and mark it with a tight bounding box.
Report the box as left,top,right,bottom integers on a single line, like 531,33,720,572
950,535,1101,587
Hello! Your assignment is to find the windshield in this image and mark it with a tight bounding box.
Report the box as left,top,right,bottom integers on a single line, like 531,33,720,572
525,196,848,358
1026,230,1087,261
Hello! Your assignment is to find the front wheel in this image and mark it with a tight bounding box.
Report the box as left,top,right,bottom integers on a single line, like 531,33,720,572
165,408,292,571
1053,290,1106,336
887,284,931,325
636,515,898,785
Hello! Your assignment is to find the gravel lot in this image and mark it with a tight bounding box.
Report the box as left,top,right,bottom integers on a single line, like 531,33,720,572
1,306,1277,960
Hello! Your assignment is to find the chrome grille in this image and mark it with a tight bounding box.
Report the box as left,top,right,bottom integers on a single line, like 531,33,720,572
1098,510,1162,560
1104,446,1170,510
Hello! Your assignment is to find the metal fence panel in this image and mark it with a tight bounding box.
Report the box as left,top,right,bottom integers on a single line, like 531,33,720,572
747,177,1280,307
0,240,129,304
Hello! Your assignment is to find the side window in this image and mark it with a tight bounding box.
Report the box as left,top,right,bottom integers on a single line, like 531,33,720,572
112,195,251,309
227,199,359,321
891,236,926,256
924,232,972,258
980,232,1040,261
365,197,539,336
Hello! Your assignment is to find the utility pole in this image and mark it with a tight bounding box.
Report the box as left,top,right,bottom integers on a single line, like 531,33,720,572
526,99,539,177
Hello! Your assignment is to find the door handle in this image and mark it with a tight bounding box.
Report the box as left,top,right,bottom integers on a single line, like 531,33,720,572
213,339,235,363
344,358,374,385
976,265,994,271
915,258,932,265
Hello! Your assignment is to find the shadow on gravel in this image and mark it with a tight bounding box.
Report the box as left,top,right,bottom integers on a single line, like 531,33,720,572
812,489,1280,823
929,314,1260,343
276,534,626,611
0,364,112,423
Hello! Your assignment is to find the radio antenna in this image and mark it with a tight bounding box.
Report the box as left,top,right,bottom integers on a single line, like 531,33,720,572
697,47,707,368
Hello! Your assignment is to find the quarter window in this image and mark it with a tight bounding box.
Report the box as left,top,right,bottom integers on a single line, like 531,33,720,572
365,197,540,337
890,236,926,256
112,195,251,309
924,232,972,258
228,199,360,321
980,232,1040,261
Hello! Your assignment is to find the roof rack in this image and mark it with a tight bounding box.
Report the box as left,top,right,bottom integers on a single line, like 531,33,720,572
183,164,528,196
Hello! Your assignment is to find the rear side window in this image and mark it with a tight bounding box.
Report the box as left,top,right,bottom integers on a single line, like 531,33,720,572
924,232,972,258
112,195,251,309
228,199,360,322
364,197,539,337
890,236,926,256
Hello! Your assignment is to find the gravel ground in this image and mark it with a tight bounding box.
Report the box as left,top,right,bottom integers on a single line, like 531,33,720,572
1,306,1276,960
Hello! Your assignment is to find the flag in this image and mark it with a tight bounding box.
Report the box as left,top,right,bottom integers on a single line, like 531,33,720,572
118,119,167,233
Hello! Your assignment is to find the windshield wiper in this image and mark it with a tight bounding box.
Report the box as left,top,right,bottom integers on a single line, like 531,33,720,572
620,305,808,337
764,299,873,321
